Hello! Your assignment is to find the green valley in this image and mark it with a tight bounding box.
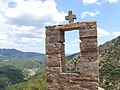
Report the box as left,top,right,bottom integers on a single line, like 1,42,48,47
0,49,45,89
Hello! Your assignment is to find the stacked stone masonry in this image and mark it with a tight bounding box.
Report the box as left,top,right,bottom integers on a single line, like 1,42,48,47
45,20,99,90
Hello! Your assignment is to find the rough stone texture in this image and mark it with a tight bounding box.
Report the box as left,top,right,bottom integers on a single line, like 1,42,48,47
45,20,99,90
65,11,76,23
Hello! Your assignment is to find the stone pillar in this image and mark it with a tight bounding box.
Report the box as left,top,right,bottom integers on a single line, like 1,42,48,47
79,21,99,89
45,27,65,90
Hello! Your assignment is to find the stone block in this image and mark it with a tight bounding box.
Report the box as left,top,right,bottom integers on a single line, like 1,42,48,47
81,21,97,30
46,29,59,36
80,36,97,39
46,67,61,74
46,54,62,67
80,29,97,38
46,30,65,43
78,61,99,75
71,75,99,82
80,38,97,46
81,50,98,57
80,56,98,62
60,73,98,90
80,43,97,50
81,47,97,52
77,81,98,90
46,43,64,54
46,36,58,43
46,67,61,89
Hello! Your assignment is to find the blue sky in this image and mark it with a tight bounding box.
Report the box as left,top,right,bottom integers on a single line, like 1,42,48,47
0,0,120,54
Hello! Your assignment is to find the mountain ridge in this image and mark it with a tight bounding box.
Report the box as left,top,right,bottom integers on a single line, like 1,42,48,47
0,48,45,58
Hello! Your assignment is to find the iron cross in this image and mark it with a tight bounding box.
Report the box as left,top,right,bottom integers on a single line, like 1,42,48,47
65,11,77,23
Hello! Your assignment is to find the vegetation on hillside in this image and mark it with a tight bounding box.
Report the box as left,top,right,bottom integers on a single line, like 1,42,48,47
0,49,45,89
66,36,120,90
0,65,23,89
2,67,45,90
99,36,120,90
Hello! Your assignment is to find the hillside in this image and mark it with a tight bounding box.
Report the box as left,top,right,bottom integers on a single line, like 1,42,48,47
66,36,120,90
2,67,45,90
99,36,120,90
0,49,45,89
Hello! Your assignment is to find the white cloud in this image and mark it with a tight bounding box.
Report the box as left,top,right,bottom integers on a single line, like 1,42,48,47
105,0,119,3
112,31,120,37
0,0,66,53
97,28,110,37
0,14,6,23
81,9,100,18
1,0,66,26
82,0,100,4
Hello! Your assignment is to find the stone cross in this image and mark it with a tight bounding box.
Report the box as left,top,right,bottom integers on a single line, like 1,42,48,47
65,11,77,23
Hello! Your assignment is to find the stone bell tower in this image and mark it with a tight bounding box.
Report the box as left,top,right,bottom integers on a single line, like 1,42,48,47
45,11,99,90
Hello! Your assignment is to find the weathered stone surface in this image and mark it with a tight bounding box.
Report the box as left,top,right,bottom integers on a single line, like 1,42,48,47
81,47,97,53
46,43,64,54
80,38,97,45
45,20,99,90
61,53,66,72
80,38,97,44
80,56,98,62
60,73,98,90
80,29,97,38
46,30,65,43
46,20,96,31
79,61,99,75
46,29,61,36
46,54,62,67
65,11,76,23
81,50,98,57
80,43,97,52
46,67,61,90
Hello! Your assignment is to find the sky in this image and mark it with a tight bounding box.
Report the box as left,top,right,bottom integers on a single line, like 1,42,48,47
0,0,120,54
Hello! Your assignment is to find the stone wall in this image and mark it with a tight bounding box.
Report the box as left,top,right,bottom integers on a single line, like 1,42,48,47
45,20,99,90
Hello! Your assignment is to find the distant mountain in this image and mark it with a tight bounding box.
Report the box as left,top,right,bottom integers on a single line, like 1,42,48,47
66,36,120,90
0,49,44,58
0,49,46,70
